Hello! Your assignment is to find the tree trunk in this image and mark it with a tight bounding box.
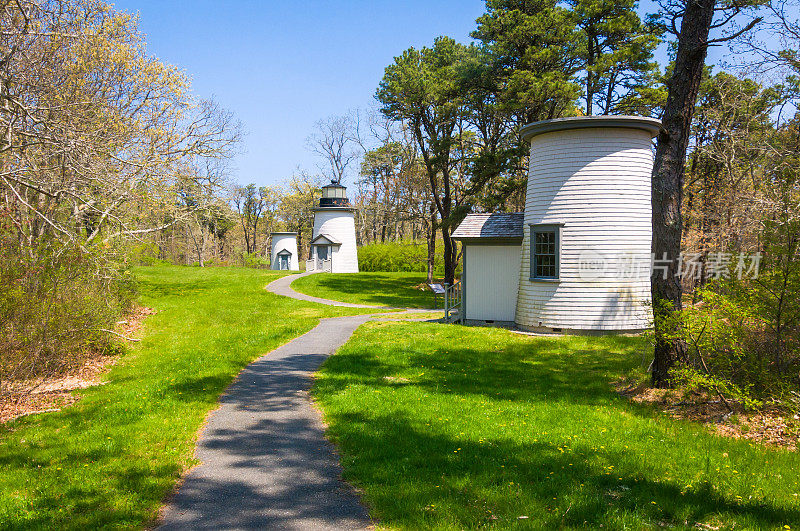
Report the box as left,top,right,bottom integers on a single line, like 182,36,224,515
185,224,192,265
438,195,456,285
191,223,204,267
250,217,259,257
427,205,436,283
442,229,457,286
586,30,595,116
651,0,716,387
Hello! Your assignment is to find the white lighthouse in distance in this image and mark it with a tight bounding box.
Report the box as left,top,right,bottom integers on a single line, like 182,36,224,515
270,232,299,271
307,181,359,273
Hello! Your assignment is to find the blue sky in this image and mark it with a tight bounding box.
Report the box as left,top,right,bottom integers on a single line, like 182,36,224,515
110,0,488,187
110,0,763,188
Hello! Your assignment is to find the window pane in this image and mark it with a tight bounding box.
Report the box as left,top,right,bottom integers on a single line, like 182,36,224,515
532,229,558,279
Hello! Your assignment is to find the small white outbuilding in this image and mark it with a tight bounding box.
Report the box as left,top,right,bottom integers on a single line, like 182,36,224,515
308,182,359,273
452,213,524,324
452,115,661,333
270,232,299,271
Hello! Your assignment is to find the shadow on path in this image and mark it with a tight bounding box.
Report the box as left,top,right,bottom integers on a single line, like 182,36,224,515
158,315,373,530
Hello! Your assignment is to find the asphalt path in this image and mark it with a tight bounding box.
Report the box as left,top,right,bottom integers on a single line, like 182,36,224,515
158,314,373,530
160,272,442,529
265,273,384,308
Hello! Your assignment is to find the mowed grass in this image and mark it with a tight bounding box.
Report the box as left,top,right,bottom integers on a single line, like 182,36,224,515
314,321,800,529
0,266,370,529
292,272,437,308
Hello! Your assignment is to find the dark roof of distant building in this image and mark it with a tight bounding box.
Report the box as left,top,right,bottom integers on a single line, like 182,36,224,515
451,213,524,241
310,233,342,245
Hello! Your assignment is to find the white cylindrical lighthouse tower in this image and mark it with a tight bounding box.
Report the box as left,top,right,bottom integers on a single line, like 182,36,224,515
309,183,359,273
515,116,660,333
270,232,299,271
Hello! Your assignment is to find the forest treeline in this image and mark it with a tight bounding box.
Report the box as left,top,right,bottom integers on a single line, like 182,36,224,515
2,0,800,405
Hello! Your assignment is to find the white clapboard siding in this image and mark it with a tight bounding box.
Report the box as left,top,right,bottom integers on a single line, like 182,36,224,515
313,209,359,273
270,233,299,271
465,245,520,321
516,126,654,332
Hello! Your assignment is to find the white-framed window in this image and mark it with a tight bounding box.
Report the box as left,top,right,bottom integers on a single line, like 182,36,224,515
530,224,561,280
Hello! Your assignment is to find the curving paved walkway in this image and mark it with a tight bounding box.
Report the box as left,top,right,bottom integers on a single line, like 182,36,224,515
160,272,442,529
266,273,442,314
265,273,389,309
159,315,373,530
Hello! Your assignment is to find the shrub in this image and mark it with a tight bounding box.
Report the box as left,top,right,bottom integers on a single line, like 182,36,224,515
0,236,134,387
358,240,451,274
677,280,800,410
233,251,270,269
129,241,163,266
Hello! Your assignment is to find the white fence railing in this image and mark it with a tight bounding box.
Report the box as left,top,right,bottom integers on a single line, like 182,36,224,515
306,259,332,273
444,280,463,323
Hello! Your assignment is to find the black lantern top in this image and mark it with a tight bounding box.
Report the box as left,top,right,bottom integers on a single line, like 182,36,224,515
319,182,350,207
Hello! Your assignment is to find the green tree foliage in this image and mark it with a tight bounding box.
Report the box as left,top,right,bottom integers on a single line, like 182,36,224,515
754,116,800,373
461,0,663,210
376,36,470,285
351,115,440,280
676,85,800,403
467,0,577,210
471,0,662,117
472,0,581,123
684,71,782,287
569,0,662,115
358,140,429,243
232,183,279,257
459,46,528,211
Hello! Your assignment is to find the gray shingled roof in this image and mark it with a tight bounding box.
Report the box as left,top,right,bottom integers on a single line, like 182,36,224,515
451,213,524,240
310,233,342,245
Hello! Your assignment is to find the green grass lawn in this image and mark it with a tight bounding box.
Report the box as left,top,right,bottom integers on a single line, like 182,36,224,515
292,272,438,309
6,266,800,529
0,266,371,529
314,321,800,529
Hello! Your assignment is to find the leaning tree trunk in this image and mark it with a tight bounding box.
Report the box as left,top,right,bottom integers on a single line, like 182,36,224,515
651,0,716,387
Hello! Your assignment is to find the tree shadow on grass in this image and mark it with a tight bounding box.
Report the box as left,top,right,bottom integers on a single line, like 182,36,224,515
10,466,181,529
322,411,800,528
0,407,183,528
135,278,216,299
318,332,643,408
298,273,434,308
315,325,800,527
409,339,639,405
165,374,238,404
